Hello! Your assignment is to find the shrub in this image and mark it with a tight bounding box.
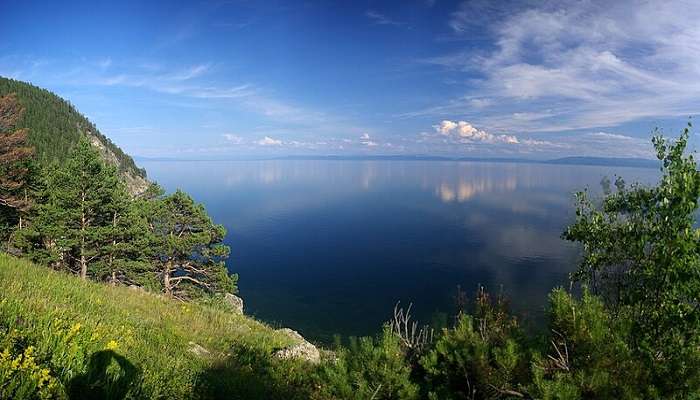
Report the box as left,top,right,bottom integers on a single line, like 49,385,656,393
563,124,700,396
420,288,529,400
529,289,641,399
313,327,419,400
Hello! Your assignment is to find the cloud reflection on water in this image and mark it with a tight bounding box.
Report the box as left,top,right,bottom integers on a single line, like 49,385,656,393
143,159,660,341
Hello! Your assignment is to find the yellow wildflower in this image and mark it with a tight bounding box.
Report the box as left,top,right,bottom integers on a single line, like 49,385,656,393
106,340,119,350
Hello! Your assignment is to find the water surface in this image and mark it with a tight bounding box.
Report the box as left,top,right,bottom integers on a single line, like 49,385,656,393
142,160,658,342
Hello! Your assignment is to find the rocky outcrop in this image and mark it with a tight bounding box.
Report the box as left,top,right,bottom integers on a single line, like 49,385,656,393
86,131,150,195
273,328,320,364
224,293,244,314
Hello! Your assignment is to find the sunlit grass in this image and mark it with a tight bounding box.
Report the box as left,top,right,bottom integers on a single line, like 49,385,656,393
0,253,304,398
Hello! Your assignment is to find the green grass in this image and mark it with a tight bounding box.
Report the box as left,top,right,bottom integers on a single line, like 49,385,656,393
0,253,316,399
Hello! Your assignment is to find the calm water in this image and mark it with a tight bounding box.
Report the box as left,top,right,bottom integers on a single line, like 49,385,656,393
142,160,658,342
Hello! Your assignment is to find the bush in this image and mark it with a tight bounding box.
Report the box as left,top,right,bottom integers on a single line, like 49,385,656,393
313,327,419,400
529,289,641,399
420,288,529,400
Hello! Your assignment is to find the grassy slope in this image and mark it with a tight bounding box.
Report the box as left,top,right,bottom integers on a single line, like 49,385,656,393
0,254,315,399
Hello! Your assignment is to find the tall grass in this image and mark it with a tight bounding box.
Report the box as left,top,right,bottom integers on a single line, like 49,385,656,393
0,254,314,399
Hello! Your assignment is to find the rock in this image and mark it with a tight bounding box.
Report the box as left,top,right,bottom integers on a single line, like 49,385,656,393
224,293,244,314
273,328,320,364
188,342,210,357
277,328,304,341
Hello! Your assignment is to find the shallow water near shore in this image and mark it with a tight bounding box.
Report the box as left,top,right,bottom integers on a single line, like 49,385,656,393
142,159,659,343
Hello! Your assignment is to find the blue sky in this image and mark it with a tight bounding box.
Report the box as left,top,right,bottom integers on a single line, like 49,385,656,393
1,0,698,159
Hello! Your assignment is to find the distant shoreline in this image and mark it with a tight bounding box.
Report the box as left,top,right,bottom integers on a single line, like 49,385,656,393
135,155,659,169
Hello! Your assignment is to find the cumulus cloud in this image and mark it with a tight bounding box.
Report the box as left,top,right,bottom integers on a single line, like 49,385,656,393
435,120,458,135
359,132,379,147
257,136,282,146
434,120,519,144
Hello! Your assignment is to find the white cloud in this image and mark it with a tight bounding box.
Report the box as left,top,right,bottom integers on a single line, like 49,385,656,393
222,133,243,144
434,120,519,144
359,132,380,147
436,120,458,135
586,132,634,141
257,136,282,146
469,98,493,109
170,64,210,81
365,10,403,26
418,1,700,133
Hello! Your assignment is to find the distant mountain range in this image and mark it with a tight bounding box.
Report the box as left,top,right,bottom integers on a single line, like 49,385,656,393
543,157,658,168
135,154,659,169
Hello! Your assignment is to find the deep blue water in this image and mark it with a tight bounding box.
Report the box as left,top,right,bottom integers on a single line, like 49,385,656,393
142,160,658,342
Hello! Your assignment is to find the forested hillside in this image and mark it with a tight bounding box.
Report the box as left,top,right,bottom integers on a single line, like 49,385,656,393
0,77,148,194
1,75,699,398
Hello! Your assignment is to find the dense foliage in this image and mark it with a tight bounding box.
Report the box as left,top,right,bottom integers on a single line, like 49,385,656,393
0,77,145,180
8,136,237,299
0,93,34,232
1,77,699,399
564,124,700,396
312,127,700,399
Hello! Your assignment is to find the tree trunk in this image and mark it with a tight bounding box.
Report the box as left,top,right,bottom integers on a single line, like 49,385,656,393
163,261,172,296
109,211,117,285
80,191,87,279
80,251,87,279
18,188,27,230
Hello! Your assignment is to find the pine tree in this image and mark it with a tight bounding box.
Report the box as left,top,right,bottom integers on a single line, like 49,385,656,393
30,137,123,278
93,175,151,285
144,190,236,299
0,93,34,229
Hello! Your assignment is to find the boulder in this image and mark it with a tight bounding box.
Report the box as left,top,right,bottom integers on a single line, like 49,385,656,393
273,328,320,364
188,341,210,357
224,293,244,314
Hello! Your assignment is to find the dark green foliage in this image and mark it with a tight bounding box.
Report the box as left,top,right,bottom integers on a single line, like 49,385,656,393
420,288,529,400
529,289,641,400
314,328,419,400
0,77,145,179
1,78,698,400
564,123,700,396
13,138,237,297
309,126,700,399
17,138,134,280
141,189,237,299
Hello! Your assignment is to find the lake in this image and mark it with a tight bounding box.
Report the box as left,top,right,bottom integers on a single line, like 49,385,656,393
142,160,659,342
